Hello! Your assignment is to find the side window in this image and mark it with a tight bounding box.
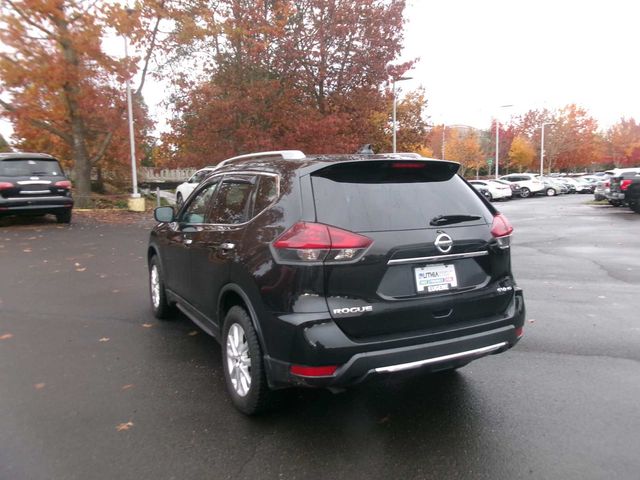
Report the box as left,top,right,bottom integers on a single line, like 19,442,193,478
181,182,218,224
252,175,278,217
209,177,255,225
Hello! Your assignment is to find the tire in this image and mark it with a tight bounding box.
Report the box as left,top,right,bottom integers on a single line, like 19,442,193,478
56,209,72,224
629,201,640,214
176,193,183,209
546,188,556,197
608,200,622,207
486,192,493,202
149,256,175,319
520,187,531,198
222,306,275,415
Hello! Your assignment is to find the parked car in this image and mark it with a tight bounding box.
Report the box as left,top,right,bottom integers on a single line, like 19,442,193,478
499,173,545,198
549,177,575,193
493,178,523,197
537,176,567,196
593,177,610,201
604,168,640,206
470,182,492,201
0,152,73,223
572,177,596,193
175,166,217,208
608,171,640,212
148,150,526,414
468,180,512,201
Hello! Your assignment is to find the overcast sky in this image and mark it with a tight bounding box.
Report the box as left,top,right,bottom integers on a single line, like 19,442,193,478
2,0,639,141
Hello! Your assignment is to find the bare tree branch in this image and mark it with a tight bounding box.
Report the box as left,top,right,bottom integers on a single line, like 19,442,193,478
90,131,114,165
135,4,164,96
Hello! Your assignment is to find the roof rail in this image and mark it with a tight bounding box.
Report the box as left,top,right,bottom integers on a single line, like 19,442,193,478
217,150,306,168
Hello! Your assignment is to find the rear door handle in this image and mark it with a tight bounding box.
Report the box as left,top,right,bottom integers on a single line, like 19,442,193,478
219,242,235,251
184,238,193,245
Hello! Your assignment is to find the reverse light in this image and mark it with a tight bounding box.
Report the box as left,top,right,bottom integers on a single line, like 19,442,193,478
0,182,13,190
273,222,372,264
290,364,338,377
491,213,513,249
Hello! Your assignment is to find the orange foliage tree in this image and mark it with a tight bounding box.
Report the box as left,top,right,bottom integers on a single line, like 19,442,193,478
0,0,163,204
159,0,414,166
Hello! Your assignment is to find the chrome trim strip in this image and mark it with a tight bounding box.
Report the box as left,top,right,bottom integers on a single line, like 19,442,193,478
6,196,69,201
373,342,507,374
17,180,52,185
20,190,51,194
387,250,488,265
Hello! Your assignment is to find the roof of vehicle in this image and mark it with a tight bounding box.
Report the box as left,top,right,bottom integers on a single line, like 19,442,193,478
0,152,58,160
207,151,458,178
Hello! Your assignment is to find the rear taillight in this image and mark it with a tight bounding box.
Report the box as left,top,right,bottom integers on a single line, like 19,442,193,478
604,181,610,187
54,180,72,189
290,364,338,377
620,180,632,191
491,213,513,249
0,182,13,190
273,222,372,264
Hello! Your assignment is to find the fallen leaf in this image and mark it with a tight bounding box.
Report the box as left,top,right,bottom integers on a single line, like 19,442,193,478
188,330,199,336
34,383,46,390
74,262,81,267
528,319,536,324
23,249,32,253
142,323,153,328
99,337,110,342
0,333,14,340
121,384,134,390
116,421,134,432
76,267,87,272
112,289,120,293
98,274,107,279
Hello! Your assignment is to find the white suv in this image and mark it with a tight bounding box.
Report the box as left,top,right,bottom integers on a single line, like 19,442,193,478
175,167,217,207
499,173,545,198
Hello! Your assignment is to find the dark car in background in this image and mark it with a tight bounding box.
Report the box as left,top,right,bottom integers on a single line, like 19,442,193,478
609,171,640,213
0,153,73,223
147,151,526,414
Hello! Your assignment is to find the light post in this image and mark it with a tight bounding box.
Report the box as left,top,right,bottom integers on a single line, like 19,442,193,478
123,9,144,211
494,104,513,178
540,122,555,176
392,76,413,153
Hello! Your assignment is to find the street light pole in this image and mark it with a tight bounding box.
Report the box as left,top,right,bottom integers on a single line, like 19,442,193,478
540,122,555,176
392,76,412,153
495,104,513,178
124,33,139,199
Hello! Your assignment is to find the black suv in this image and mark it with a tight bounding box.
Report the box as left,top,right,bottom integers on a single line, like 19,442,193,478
0,152,73,223
147,151,526,414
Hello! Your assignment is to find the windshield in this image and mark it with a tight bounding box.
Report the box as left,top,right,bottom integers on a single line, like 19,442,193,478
0,159,63,177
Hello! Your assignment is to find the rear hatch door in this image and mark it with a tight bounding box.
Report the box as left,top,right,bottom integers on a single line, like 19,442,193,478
0,158,69,200
310,160,513,339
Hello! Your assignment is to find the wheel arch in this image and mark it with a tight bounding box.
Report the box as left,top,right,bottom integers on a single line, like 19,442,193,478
218,284,268,356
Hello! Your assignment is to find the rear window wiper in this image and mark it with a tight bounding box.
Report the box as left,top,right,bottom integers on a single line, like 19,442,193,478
430,214,482,226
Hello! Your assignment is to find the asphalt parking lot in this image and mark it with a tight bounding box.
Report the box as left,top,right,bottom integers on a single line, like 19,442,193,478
1,195,639,480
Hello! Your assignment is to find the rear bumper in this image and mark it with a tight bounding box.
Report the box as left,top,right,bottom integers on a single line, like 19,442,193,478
264,288,525,389
606,192,625,201
0,197,73,215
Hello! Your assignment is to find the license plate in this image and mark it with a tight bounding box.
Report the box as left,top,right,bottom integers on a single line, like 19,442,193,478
414,263,458,293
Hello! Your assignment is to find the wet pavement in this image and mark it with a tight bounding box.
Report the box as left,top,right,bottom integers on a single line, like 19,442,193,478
1,197,639,480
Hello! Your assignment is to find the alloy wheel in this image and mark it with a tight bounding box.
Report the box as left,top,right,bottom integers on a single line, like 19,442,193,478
226,323,252,397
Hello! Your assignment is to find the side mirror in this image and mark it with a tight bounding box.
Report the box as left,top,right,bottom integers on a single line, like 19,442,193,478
154,206,175,223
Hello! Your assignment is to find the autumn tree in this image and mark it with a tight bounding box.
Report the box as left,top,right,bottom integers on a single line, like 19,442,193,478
444,129,484,176
508,136,536,172
606,118,640,167
160,0,414,165
0,1,163,205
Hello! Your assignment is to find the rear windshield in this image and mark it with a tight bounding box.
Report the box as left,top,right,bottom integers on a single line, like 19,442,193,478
311,161,491,232
0,159,63,177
